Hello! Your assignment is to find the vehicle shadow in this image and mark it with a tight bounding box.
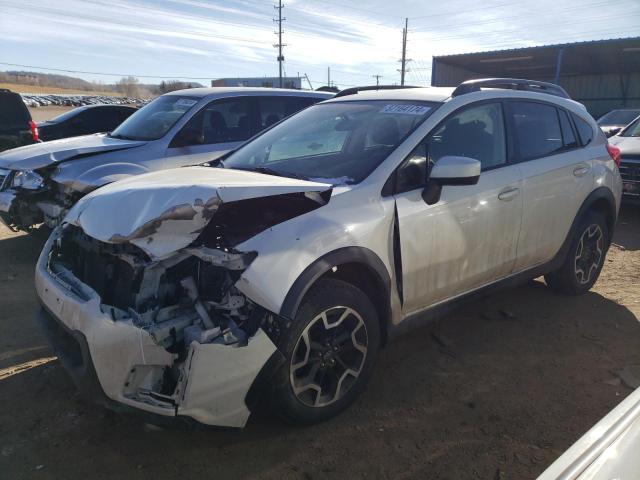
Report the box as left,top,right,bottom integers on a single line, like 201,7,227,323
1,279,638,479
613,204,640,251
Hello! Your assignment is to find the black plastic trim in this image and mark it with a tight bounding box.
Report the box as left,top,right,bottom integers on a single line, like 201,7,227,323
280,246,392,325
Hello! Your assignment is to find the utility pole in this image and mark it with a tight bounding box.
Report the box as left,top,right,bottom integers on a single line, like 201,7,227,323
304,73,313,90
327,67,331,88
273,0,286,88
372,74,382,86
400,17,408,86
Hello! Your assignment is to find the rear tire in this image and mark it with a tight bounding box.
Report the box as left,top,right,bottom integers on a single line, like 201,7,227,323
271,278,380,425
544,211,609,295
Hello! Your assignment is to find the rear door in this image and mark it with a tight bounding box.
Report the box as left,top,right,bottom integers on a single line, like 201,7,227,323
164,96,256,167
393,101,524,313
509,100,595,271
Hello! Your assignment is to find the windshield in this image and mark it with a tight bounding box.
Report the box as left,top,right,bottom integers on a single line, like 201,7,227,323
110,95,199,141
597,110,640,126
620,116,640,137
222,100,440,184
49,106,88,123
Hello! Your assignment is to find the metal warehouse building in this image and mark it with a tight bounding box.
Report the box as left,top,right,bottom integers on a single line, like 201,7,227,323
431,37,640,118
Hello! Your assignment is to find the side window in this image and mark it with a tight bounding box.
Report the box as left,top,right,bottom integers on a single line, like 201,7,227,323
511,102,563,160
558,109,578,148
258,97,318,131
572,113,593,146
258,97,287,130
396,102,506,192
172,98,252,147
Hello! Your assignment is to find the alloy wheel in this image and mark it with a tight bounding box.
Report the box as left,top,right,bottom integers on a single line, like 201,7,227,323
290,306,368,408
574,224,604,285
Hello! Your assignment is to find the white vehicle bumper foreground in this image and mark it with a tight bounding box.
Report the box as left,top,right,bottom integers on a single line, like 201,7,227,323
35,231,279,428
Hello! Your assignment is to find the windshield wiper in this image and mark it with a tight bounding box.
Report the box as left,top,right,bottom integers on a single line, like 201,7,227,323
244,166,309,181
108,133,138,141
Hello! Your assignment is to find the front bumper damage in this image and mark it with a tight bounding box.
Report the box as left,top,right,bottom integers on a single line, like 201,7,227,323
35,227,285,428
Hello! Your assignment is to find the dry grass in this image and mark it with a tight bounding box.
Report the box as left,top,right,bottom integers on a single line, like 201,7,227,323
0,82,122,96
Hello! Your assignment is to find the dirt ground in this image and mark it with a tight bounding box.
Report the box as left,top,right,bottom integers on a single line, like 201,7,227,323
0,206,638,480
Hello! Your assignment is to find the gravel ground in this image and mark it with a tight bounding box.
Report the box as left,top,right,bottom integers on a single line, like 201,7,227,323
0,206,638,480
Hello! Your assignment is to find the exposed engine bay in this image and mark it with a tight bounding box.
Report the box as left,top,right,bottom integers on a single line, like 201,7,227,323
47,224,289,406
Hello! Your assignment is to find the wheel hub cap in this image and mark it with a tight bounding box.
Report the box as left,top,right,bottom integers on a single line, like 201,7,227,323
290,306,368,408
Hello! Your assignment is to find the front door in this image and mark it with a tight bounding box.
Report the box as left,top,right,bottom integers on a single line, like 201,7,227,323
393,101,524,313
165,97,256,167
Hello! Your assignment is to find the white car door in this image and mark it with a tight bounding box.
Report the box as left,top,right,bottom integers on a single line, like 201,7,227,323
164,97,255,168
508,101,596,272
392,101,524,314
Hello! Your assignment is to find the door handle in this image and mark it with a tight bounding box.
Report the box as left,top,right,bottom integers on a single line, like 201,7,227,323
498,187,520,201
573,165,590,177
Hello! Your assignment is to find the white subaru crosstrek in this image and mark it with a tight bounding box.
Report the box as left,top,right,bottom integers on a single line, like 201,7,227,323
35,79,623,428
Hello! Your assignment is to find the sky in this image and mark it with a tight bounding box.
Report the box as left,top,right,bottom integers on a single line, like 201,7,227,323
1,0,639,89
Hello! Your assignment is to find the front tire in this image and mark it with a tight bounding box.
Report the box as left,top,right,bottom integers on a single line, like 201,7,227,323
271,278,380,425
544,211,609,295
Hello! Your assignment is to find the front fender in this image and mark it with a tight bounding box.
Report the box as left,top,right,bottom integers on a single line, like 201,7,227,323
54,162,152,193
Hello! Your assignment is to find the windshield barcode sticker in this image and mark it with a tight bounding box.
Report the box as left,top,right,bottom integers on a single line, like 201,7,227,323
175,98,198,107
380,104,430,115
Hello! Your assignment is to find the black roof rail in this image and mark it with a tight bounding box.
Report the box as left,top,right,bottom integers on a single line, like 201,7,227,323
451,78,570,99
334,85,420,98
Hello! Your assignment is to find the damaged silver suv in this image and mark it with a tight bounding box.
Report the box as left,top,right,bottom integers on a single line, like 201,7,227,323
35,80,622,427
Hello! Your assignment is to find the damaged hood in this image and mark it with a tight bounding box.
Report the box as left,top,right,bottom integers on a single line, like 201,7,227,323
65,166,332,259
0,134,147,170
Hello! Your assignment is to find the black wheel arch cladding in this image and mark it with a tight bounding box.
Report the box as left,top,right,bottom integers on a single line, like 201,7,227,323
280,246,392,345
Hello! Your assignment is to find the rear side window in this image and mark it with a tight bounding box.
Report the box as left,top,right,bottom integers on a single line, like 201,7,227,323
258,96,319,130
558,109,578,148
511,102,563,160
572,113,593,146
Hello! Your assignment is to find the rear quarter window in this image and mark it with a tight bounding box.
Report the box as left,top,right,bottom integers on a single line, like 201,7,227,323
572,113,593,146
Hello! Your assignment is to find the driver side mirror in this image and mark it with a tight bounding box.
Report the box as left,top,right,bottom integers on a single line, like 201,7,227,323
430,155,481,186
422,156,481,204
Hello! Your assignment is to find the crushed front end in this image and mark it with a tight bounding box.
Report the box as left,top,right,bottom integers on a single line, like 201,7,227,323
0,167,74,231
35,223,285,427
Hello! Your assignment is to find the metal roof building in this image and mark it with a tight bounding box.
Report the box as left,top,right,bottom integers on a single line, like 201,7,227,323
212,77,302,89
431,37,640,117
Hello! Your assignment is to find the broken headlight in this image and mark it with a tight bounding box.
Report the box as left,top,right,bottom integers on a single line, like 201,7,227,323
12,170,44,190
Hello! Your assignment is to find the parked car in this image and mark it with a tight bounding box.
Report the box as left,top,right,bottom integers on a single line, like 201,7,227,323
609,115,640,202
0,89,39,152
539,385,640,479
0,88,332,230
35,79,622,428
37,105,137,142
597,109,640,137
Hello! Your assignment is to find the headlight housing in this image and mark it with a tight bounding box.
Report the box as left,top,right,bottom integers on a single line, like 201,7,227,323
12,170,44,190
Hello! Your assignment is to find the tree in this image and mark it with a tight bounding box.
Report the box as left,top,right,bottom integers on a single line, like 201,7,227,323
116,76,140,97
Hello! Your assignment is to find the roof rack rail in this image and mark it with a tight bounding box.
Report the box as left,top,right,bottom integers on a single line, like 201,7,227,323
451,78,570,99
334,85,420,98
